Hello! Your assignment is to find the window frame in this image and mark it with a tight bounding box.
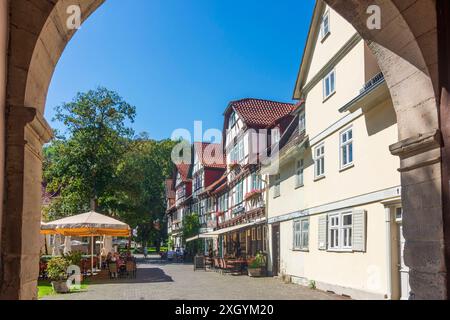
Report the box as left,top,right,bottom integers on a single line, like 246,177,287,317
295,159,304,189
340,126,354,170
293,218,309,251
320,10,331,41
314,143,325,180
323,69,336,101
327,212,353,252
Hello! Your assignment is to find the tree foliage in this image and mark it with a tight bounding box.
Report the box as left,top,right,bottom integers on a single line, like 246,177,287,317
43,87,176,246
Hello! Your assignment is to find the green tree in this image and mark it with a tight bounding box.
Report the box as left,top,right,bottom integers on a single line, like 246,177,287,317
182,213,201,255
44,87,136,219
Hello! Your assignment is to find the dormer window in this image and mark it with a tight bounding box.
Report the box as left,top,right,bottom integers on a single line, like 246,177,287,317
229,111,237,129
320,10,330,41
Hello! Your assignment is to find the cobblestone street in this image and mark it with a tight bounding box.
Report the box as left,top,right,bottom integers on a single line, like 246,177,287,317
42,256,343,300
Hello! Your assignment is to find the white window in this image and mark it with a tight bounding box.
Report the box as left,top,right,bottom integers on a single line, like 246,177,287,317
273,174,281,198
295,159,304,188
328,212,353,250
299,110,306,133
323,70,336,100
293,218,309,250
314,144,325,179
340,127,353,169
320,11,330,40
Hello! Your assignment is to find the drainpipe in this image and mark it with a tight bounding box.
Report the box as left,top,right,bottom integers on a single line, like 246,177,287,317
384,206,392,300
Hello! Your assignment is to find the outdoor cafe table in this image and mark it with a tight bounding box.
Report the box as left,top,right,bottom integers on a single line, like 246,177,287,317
226,259,248,274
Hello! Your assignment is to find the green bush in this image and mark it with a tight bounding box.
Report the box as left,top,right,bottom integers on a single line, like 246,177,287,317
47,257,70,281
63,251,83,266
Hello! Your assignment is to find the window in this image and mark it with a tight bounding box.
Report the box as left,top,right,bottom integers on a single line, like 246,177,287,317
251,172,262,190
230,140,244,163
314,144,325,179
234,181,244,206
295,159,304,188
323,70,336,100
273,174,281,198
229,111,237,129
238,139,244,161
299,110,306,133
340,127,353,169
320,11,330,40
293,218,309,250
328,212,353,250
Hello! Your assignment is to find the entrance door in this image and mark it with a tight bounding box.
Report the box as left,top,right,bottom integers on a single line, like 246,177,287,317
272,224,280,276
398,223,411,300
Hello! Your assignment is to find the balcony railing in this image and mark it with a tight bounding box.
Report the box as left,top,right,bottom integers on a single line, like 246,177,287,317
360,72,384,95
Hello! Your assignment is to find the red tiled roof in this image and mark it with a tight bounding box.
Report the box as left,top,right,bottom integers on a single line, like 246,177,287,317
194,142,226,169
175,163,191,182
200,173,228,196
229,99,297,128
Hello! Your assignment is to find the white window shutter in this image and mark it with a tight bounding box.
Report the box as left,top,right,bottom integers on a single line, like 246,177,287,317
318,215,327,250
352,210,367,252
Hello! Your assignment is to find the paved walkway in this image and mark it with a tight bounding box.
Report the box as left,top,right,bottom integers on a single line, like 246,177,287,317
42,255,343,300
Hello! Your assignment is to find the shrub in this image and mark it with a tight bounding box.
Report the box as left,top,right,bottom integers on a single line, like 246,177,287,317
47,257,70,281
63,251,83,266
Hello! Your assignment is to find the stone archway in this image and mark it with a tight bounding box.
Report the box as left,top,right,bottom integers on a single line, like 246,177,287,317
1,0,104,300
0,0,448,300
323,0,448,300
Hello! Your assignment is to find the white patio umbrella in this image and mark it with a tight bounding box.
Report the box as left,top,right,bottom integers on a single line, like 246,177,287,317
41,211,131,275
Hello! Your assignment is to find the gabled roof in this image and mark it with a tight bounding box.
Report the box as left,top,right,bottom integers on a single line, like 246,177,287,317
225,98,297,129
175,163,191,182
292,0,326,100
193,142,226,169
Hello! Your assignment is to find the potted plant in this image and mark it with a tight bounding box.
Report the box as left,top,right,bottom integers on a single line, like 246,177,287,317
47,257,70,294
247,252,267,277
63,251,84,281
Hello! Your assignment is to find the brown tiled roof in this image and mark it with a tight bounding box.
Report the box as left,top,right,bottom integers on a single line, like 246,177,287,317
229,98,297,128
193,142,226,169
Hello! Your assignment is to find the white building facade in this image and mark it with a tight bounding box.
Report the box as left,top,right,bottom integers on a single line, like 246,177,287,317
265,1,406,300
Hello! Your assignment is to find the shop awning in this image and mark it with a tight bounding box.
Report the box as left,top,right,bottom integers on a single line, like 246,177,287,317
208,219,266,236
186,233,218,243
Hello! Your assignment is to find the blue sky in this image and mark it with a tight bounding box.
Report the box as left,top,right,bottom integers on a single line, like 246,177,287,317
45,0,315,140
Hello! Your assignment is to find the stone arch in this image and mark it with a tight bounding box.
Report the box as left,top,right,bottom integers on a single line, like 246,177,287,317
323,0,447,300
1,0,448,300
1,0,104,300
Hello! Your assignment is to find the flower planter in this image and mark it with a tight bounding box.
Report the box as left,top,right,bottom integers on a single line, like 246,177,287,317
51,280,70,294
248,267,267,278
